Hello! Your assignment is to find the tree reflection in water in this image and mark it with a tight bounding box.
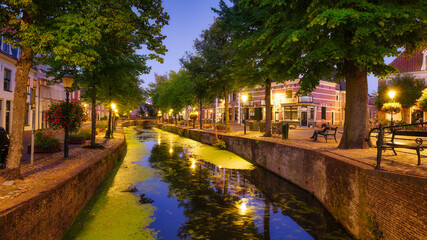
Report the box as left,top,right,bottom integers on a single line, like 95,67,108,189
148,143,352,240
149,144,262,239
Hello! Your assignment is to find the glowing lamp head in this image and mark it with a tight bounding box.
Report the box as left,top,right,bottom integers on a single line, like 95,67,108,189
111,103,116,109
241,94,248,103
62,74,74,89
388,90,396,100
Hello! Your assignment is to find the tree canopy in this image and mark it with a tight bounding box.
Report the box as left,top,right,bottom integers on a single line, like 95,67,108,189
0,0,169,179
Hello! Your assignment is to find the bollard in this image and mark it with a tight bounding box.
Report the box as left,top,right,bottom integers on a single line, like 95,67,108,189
282,123,289,140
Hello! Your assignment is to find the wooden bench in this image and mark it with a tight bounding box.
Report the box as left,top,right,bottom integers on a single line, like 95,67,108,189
318,127,338,143
383,130,427,165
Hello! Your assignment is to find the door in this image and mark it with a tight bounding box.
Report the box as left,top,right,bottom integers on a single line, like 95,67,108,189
301,112,307,126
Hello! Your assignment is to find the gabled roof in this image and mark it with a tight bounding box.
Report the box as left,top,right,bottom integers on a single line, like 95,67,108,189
390,50,424,72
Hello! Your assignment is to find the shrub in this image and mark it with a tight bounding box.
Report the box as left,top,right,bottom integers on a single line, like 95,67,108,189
100,116,108,120
96,121,107,130
216,124,226,130
212,139,226,149
203,124,212,129
35,130,60,149
70,128,92,139
178,120,185,125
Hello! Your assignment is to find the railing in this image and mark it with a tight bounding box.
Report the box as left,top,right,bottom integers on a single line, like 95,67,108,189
364,122,427,169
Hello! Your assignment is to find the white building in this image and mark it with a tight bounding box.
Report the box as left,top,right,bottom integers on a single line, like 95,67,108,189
0,37,66,133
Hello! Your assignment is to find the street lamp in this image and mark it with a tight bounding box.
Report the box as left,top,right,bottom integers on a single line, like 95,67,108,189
62,73,74,158
241,94,248,134
388,90,396,125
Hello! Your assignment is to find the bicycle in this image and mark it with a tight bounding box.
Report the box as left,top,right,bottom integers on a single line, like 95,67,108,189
272,125,282,137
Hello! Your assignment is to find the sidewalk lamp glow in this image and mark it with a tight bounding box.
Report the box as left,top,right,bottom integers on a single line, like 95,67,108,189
388,90,396,125
111,103,116,110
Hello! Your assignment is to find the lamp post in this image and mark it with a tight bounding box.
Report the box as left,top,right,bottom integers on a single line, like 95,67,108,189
62,73,74,158
241,94,248,134
111,103,116,136
388,90,396,125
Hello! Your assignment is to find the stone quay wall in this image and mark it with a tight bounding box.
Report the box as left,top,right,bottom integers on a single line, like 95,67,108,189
0,138,126,240
158,124,427,240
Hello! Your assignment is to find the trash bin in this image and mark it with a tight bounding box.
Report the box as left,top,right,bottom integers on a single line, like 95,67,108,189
0,127,9,169
282,123,289,140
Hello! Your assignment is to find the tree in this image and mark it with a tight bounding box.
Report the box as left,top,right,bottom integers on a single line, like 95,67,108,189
215,1,298,137
180,53,216,129
194,21,245,132
374,74,426,123
222,0,426,148
0,0,168,179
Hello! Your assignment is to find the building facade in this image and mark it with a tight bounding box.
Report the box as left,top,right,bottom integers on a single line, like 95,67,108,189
380,49,427,123
0,37,66,132
178,79,346,128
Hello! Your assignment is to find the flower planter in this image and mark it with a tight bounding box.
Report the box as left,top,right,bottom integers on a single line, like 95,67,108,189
27,144,61,153
69,137,86,144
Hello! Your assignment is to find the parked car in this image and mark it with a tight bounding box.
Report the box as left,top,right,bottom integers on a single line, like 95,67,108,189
0,127,10,169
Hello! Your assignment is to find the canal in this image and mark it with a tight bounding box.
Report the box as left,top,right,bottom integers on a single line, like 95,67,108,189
63,127,352,240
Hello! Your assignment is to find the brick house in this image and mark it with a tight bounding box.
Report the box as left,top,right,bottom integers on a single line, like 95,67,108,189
379,49,427,123
186,79,346,128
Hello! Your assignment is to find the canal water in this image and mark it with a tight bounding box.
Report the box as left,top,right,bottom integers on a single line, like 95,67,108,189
63,127,352,240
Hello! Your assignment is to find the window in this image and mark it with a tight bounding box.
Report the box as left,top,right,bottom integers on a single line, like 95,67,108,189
4,69,11,91
25,103,29,125
6,101,11,133
11,48,18,58
286,89,293,98
2,42,9,53
321,107,326,120
310,108,315,120
284,107,298,120
27,79,30,94
336,95,339,101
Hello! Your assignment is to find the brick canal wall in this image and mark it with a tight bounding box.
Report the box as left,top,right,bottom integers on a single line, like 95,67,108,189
0,137,126,240
158,124,427,240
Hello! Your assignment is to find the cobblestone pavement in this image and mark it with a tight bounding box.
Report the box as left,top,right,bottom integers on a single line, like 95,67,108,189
178,123,427,178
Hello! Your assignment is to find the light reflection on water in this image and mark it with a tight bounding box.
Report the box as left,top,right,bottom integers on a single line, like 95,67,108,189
138,128,352,240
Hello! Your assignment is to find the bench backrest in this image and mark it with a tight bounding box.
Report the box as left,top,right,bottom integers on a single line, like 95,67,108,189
391,130,427,144
325,127,338,134
393,130,427,137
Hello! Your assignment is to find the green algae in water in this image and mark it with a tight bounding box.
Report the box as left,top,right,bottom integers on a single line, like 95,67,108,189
62,128,157,240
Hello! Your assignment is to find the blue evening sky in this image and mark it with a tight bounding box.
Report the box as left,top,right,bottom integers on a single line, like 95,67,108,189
140,0,395,95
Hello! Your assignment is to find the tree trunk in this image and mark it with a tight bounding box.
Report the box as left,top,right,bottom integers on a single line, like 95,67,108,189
5,47,34,180
264,78,272,137
199,98,203,129
225,90,231,133
402,106,410,124
338,60,369,149
91,96,97,146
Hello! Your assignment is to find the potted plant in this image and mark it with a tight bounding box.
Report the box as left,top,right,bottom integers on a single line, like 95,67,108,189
190,112,198,128
203,123,212,129
28,129,61,153
216,123,226,130
416,89,427,112
69,129,92,144
382,102,402,114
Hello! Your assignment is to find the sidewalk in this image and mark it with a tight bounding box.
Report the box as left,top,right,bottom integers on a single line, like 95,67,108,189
170,123,427,178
